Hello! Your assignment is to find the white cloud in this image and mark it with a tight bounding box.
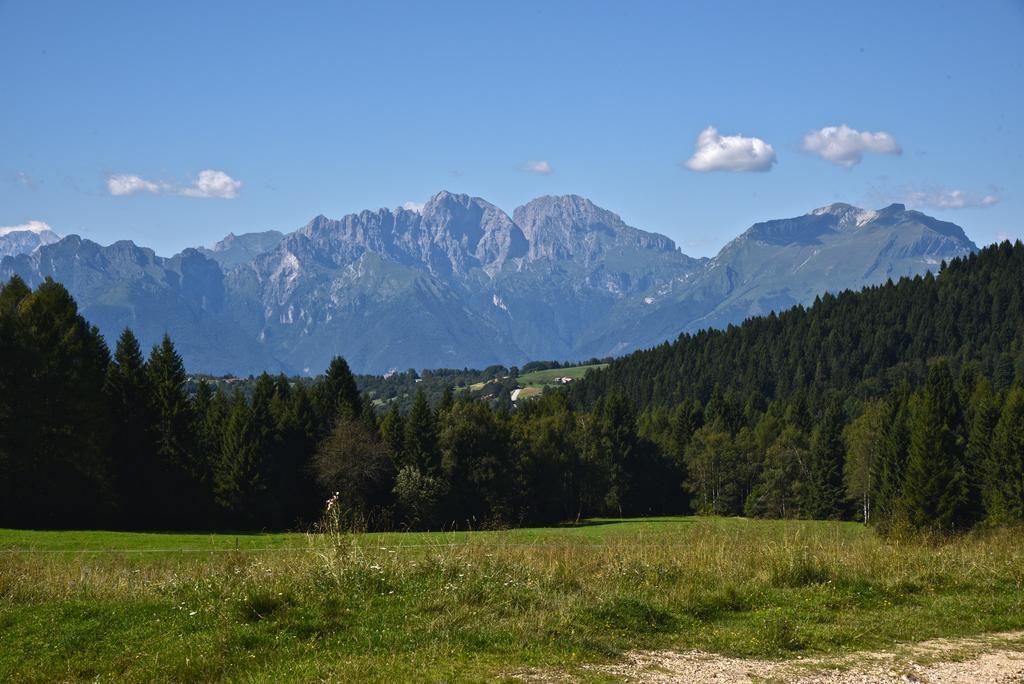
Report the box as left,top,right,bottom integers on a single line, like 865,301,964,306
107,174,164,196
802,125,901,168
520,160,553,175
107,169,241,199
401,201,424,213
178,170,242,199
0,220,53,237
902,186,999,210
684,126,776,172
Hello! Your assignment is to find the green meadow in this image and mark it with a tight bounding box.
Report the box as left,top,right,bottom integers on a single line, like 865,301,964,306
516,363,608,388
1,517,1022,682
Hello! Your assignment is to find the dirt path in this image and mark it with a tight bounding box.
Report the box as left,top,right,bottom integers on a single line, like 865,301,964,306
515,631,1024,683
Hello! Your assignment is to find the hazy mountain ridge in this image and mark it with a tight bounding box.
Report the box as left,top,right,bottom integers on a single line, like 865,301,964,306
0,225,62,258
0,192,978,374
2,236,284,374
197,230,284,269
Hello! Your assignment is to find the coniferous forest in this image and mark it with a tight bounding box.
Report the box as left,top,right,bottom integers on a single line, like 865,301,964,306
2,241,1024,533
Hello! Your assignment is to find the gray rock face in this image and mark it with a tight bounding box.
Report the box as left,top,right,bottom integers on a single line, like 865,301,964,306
514,195,676,261
294,192,527,278
0,227,61,258
1,236,283,374
677,202,976,333
0,193,978,375
197,230,284,269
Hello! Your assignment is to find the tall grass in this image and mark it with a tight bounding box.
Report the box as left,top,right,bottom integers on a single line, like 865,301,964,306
1,519,1022,681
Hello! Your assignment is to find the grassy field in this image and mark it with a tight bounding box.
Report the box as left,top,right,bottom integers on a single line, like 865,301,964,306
2,517,1023,681
517,363,608,388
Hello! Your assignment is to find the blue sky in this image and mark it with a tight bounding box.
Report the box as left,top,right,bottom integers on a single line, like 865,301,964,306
1,0,1022,257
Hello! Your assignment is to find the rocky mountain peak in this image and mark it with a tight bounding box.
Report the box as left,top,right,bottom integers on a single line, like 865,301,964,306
0,222,62,258
810,203,879,231
513,195,675,261
198,229,285,269
412,191,527,277
3,196,981,375
514,195,623,235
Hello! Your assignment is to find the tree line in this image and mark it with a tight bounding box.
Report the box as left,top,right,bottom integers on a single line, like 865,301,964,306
1,240,1023,532
0,275,679,530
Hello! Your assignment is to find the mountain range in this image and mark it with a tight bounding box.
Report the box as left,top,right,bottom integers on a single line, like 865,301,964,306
0,222,61,258
0,192,977,375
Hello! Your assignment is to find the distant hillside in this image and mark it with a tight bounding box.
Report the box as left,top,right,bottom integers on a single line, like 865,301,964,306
197,230,284,269
0,222,61,258
1,193,977,374
570,240,1024,411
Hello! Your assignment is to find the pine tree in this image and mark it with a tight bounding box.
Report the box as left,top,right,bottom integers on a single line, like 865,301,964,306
438,385,455,414
194,380,228,474
966,377,999,521
901,360,970,531
745,426,807,518
380,404,405,458
249,373,280,523
147,334,203,526
5,279,113,528
987,387,1024,522
671,398,703,460
599,390,640,516
404,387,439,473
872,387,911,531
360,399,379,436
0,277,32,525
439,399,516,523
275,383,319,524
805,400,846,520
104,328,155,527
215,395,264,525
315,356,362,433
994,353,1015,392
514,393,582,523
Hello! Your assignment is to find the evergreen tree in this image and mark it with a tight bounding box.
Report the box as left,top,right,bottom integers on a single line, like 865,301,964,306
804,400,846,519
744,426,807,518
599,390,639,515
3,279,113,528
147,334,203,526
380,404,405,459
901,360,970,530
987,387,1024,522
315,356,362,433
104,328,155,527
872,387,911,531
966,377,999,520
514,393,582,523
439,399,516,524
671,398,703,460
215,395,265,526
359,399,380,436
194,380,228,481
437,385,455,414
275,383,319,524
403,387,439,473
994,353,1015,392
0,277,32,525
248,373,280,523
